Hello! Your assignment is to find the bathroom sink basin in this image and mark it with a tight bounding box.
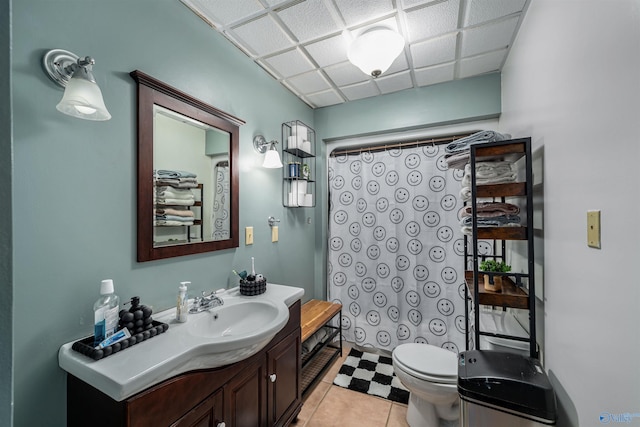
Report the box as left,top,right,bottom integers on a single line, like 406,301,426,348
188,300,282,339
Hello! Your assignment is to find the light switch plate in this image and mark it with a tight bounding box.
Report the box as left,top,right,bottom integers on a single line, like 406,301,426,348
587,210,600,248
271,226,279,243
245,226,254,245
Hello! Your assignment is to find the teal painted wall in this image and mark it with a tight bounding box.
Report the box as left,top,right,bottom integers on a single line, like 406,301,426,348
312,74,501,298
10,1,313,425
1,0,13,425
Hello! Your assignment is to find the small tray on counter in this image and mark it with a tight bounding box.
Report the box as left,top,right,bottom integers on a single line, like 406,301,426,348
71,321,169,361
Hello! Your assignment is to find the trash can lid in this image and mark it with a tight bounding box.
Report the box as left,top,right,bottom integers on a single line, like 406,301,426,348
457,350,557,423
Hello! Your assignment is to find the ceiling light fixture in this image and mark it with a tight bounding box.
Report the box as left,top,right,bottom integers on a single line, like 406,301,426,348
253,135,283,168
348,27,405,78
42,49,112,121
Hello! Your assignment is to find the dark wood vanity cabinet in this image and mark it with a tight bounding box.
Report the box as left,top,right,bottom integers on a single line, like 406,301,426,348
67,301,302,427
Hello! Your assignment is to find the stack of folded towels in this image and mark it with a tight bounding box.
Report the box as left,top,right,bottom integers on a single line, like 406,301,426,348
153,170,197,226
459,202,521,235
444,130,510,169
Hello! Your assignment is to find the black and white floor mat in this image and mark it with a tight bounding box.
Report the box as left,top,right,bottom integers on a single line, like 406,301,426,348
333,348,410,404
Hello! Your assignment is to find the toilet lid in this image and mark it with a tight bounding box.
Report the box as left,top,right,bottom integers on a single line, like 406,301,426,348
393,344,458,381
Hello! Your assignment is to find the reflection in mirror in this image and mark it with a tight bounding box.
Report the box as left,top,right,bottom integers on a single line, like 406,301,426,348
131,70,243,262
153,106,230,246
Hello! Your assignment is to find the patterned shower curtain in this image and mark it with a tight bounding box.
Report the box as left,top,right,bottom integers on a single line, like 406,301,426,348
328,144,471,353
211,163,230,240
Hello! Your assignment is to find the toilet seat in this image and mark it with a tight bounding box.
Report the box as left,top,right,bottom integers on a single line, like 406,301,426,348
393,344,458,384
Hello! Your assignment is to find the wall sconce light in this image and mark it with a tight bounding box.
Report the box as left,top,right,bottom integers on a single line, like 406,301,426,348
42,49,112,121
253,135,283,168
348,27,405,78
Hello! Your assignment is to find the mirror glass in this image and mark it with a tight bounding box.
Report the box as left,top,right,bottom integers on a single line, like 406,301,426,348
131,70,243,261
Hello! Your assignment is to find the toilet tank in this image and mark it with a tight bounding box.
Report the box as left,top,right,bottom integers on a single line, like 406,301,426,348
478,311,529,355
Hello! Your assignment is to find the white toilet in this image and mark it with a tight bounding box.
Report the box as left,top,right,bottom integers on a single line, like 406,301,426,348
392,343,460,427
392,311,530,427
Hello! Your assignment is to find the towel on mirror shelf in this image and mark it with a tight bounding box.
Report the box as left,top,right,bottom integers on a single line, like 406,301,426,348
460,202,520,218
155,178,199,188
156,186,195,199
155,220,195,226
460,186,472,202
445,130,511,154
445,151,470,170
154,198,195,206
156,208,194,217
155,214,195,222
462,162,517,186
154,169,197,179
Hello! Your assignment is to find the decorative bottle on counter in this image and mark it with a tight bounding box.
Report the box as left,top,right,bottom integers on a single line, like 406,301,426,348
93,279,120,347
176,281,189,322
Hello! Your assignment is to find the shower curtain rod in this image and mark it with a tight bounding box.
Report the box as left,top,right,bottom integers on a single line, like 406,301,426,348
329,132,474,157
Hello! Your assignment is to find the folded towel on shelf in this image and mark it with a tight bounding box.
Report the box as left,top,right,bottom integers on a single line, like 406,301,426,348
460,202,520,218
462,162,517,186
302,327,329,355
154,169,197,179
155,179,199,189
156,187,195,200
460,186,472,202
445,151,470,170
154,198,195,206
445,130,511,154
460,214,521,228
156,208,195,217
154,220,195,226
155,214,195,222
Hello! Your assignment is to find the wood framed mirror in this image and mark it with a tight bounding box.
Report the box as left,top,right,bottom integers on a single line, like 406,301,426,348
131,70,243,262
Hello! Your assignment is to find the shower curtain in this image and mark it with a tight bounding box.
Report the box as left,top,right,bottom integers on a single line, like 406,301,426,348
211,162,230,240
328,144,480,353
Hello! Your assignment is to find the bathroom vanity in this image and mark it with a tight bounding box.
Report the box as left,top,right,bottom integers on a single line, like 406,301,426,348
60,285,304,427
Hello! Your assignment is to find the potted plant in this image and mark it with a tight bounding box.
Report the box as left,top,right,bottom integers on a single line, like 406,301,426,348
479,259,511,292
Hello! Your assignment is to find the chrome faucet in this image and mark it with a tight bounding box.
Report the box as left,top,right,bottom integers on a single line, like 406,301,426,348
189,291,224,313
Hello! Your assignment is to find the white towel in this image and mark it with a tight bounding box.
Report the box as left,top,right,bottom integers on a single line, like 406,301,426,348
156,186,195,200
462,162,517,187
154,198,195,206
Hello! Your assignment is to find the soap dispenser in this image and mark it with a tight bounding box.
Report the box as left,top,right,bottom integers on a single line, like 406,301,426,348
176,281,189,322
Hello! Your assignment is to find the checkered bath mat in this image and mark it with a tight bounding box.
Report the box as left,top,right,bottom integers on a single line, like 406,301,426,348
333,348,409,404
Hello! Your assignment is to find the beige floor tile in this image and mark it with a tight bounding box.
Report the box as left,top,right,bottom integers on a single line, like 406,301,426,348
386,403,410,427
306,385,391,427
294,381,331,426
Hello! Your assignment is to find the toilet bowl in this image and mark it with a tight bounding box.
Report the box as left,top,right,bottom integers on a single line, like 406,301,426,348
392,343,459,427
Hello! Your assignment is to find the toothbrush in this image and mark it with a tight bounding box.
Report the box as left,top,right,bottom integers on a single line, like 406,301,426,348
251,257,256,276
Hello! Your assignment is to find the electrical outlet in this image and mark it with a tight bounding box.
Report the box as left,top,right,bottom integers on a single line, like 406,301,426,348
587,210,601,248
271,226,279,243
245,226,254,245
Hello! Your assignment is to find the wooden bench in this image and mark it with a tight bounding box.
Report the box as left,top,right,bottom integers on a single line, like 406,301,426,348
300,300,342,398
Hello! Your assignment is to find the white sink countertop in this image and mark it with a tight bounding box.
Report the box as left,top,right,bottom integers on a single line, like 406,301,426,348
58,283,304,401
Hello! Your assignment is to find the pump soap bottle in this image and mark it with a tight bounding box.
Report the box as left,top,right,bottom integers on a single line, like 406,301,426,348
176,281,189,322
94,279,120,347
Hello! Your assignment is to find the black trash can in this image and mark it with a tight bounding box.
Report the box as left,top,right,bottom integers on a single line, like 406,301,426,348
458,350,557,426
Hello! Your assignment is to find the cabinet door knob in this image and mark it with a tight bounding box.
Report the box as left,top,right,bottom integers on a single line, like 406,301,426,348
217,422,226,427
270,374,277,382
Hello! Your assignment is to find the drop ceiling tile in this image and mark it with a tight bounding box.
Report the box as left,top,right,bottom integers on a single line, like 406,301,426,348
231,14,294,56
333,0,395,26
458,49,507,78
277,0,341,43
405,1,460,42
305,34,349,67
465,0,527,26
410,33,457,69
263,48,315,78
181,0,265,27
324,62,369,87
286,70,332,94
307,89,345,108
399,0,435,8
460,17,518,57
375,70,413,94
341,80,380,101
414,63,455,87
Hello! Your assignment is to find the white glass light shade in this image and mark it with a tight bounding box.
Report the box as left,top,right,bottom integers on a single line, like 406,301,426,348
263,147,283,168
56,76,112,121
348,28,405,77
